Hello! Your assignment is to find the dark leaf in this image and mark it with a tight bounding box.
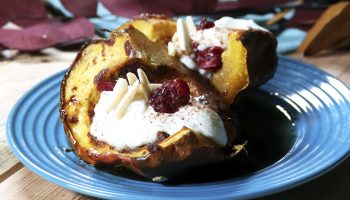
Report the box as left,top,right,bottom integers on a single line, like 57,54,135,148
100,0,216,17
0,0,47,27
61,0,98,17
0,18,95,51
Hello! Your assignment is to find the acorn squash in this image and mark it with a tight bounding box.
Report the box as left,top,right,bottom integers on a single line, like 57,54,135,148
60,26,237,179
60,16,277,180
120,15,277,104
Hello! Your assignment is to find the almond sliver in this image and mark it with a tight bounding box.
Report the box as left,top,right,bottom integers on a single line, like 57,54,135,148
136,83,161,94
172,32,178,42
106,78,128,112
176,18,191,52
168,41,176,56
186,16,197,35
114,81,140,118
137,68,151,100
150,83,162,89
126,72,138,85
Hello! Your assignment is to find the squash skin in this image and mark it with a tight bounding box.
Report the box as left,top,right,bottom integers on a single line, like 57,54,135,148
60,26,236,179
241,30,278,89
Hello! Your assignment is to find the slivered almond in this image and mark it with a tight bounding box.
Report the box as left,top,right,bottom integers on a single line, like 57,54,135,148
137,68,152,100
180,55,197,70
172,32,178,42
106,78,128,112
114,81,140,118
150,83,162,89
168,41,176,56
176,18,191,52
186,16,197,35
126,72,138,85
137,83,161,94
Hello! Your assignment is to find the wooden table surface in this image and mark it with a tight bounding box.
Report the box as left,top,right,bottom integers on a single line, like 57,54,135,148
0,48,349,200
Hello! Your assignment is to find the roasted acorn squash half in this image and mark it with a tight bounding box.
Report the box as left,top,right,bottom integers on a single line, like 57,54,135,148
60,26,239,180
60,16,277,180
122,15,277,104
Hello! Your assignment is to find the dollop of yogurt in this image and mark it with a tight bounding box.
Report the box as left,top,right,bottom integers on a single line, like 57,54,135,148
90,89,227,150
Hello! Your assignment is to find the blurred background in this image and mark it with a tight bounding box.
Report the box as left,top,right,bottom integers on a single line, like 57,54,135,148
0,0,348,58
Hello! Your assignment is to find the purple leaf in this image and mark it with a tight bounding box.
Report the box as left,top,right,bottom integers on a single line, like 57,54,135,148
99,0,218,17
0,0,47,27
0,18,95,51
61,0,98,17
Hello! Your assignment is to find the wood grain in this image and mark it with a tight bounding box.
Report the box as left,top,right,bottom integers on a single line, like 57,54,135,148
0,142,23,183
0,167,89,200
290,50,350,86
0,49,75,143
0,49,76,182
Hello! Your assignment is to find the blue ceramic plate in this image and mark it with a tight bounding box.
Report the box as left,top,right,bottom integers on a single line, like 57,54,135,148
7,57,350,199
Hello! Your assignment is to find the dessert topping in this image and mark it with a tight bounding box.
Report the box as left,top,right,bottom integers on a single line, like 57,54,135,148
105,78,128,112
194,46,224,70
196,18,215,30
90,71,227,149
126,72,138,85
114,81,140,118
179,55,197,70
185,16,197,34
176,18,191,52
149,78,190,113
167,41,176,56
98,68,161,118
137,68,152,100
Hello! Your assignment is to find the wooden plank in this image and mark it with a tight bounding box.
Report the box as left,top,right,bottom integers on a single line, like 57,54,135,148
0,167,91,200
289,51,350,85
0,49,75,143
0,142,23,182
0,49,76,182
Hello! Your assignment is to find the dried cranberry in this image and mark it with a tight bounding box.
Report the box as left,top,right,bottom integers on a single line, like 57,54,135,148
197,18,215,30
191,41,199,50
96,80,115,91
149,78,190,113
194,46,224,71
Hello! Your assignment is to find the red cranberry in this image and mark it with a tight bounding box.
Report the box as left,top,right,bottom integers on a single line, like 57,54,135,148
191,41,199,50
96,80,115,91
149,78,190,113
197,18,215,30
194,46,224,71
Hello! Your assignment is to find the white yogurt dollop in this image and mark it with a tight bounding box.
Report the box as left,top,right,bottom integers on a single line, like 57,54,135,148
90,91,227,150
214,17,267,32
